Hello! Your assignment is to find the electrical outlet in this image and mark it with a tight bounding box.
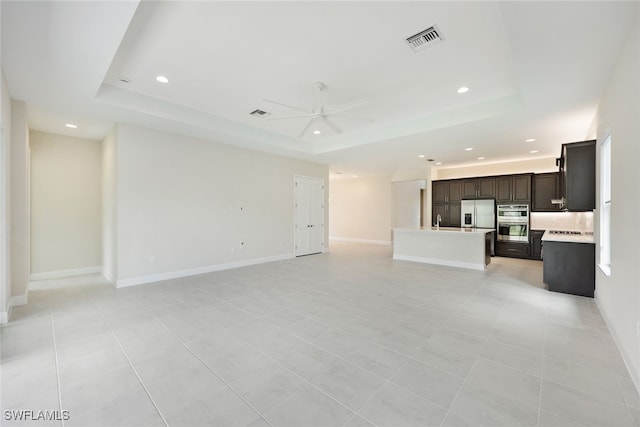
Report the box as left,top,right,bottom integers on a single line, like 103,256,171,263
636,320,640,336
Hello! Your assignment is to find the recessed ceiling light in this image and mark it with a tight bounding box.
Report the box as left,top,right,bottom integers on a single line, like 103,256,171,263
352,175,358,178
418,155,425,158
156,75,169,83
529,150,539,154
457,86,469,94
526,138,536,142
313,130,321,135
65,123,77,129
465,147,473,151
435,162,442,165
477,156,486,160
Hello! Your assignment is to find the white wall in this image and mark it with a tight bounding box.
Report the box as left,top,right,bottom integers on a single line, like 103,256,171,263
108,124,328,286
593,12,640,386
329,175,392,244
102,127,117,283
435,157,557,180
0,69,11,322
9,100,29,304
391,180,426,228
30,131,102,277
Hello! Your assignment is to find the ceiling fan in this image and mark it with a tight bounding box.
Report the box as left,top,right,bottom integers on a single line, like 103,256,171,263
263,82,371,138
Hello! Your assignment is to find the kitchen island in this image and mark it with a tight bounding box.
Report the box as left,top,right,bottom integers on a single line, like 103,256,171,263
393,227,494,271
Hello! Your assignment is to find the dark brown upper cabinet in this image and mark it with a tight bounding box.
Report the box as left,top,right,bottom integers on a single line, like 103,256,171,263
432,179,462,227
559,140,596,211
461,177,495,199
462,179,477,199
532,172,561,212
433,180,461,203
496,174,531,203
477,177,496,198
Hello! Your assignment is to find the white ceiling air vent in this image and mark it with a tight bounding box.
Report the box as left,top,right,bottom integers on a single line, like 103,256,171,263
406,25,444,52
250,109,269,117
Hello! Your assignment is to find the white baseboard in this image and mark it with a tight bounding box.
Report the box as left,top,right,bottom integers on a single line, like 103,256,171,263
116,253,295,288
330,236,391,245
102,269,115,286
595,298,640,396
30,266,102,281
393,254,485,271
10,294,28,307
1,293,28,324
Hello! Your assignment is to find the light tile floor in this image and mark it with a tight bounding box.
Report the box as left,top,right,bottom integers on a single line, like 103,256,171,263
2,242,639,426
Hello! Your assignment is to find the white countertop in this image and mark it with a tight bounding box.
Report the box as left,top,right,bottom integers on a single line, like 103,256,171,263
393,227,495,234
541,231,595,244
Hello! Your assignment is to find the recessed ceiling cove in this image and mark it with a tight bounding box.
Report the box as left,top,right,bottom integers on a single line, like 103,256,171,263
4,1,636,174
99,1,519,153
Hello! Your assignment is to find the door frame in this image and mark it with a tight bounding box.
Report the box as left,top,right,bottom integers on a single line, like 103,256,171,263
293,175,325,257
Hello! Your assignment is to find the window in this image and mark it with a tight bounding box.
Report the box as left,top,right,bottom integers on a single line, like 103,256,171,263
599,134,611,276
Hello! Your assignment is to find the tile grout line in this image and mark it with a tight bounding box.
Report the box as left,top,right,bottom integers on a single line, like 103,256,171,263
25,253,617,427
184,283,508,426
158,299,449,426
96,303,170,427
152,315,276,427
438,297,506,426
536,295,549,427
617,376,640,424
342,357,412,427
204,295,468,401
49,310,65,427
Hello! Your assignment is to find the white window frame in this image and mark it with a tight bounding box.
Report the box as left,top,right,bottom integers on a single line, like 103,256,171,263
599,134,611,276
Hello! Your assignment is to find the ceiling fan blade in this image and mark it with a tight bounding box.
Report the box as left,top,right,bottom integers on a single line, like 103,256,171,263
312,82,325,114
263,99,311,114
323,118,343,134
331,114,374,123
325,99,370,115
297,118,316,138
266,115,311,121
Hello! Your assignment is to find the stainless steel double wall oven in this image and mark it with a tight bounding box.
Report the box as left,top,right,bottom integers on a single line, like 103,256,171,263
497,204,529,242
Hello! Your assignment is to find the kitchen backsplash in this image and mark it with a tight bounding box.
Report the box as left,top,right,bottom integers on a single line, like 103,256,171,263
530,211,594,231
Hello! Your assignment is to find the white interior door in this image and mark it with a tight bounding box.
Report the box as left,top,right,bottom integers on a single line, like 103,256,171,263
295,176,324,256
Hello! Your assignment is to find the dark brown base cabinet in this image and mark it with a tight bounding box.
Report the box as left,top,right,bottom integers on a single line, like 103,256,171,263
495,232,544,260
529,230,544,260
496,241,530,258
543,241,595,297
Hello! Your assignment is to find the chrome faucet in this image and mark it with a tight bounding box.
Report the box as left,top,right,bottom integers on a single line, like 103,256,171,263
436,214,442,229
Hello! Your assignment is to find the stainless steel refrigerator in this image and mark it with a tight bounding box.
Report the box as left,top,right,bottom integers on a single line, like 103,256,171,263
461,199,496,254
